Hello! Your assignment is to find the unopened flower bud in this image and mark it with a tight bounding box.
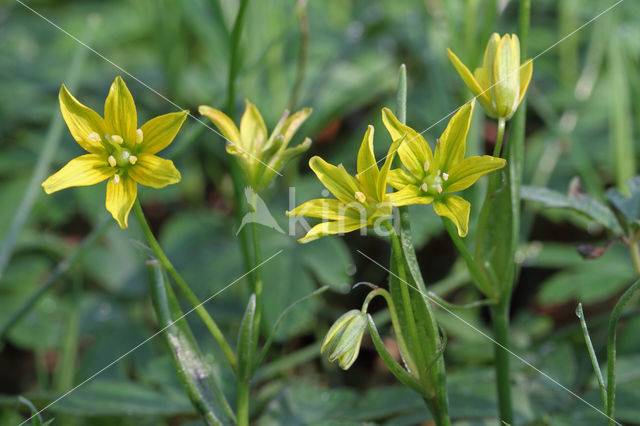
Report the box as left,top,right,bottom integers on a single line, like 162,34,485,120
321,310,367,370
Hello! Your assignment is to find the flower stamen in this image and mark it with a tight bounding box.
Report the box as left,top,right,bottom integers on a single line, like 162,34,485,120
129,155,137,165
355,191,366,203
88,132,102,143
112,174,120,184
111,134,124,145
442,172,449,181
108,155,117,167
420,183,429,192
136,129,143,144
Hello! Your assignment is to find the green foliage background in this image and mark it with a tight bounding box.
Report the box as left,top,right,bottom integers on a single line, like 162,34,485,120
1,0,640,424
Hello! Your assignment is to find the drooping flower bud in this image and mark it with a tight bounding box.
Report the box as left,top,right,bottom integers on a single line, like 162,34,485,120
320,309,367,370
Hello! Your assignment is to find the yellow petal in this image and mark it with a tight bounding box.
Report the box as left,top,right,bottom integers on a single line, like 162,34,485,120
493,35,520,119
518,59,533,105
42,154,112,194
198,105,242,146
240,100,268,153
106,176,137,229
287,198,363,221
128,153,181,188
377,134,404,201
387,168,417,189
445,155,506,192
388,185,433,207
58,85,107,154
447,49,491,105
139,110,189,154
433,194,470,237
298,218,364,243
280,107,312,147
356,125,379,199
104,76,137,144
381,108,433,178
435,101,474,171
483,33,501,84
309,156,360,205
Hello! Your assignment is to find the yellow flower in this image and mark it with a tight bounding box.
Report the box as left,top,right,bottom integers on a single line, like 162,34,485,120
383,101,505,237
286,126,402,243
42,76,187,229
199,101,312,191
447,33,533,120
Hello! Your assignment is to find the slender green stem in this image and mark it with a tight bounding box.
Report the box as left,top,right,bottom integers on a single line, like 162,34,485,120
627,234,640,275
493,118,506,157
133,199,237,374
250,193,263,329
606,279,640,425
288,0,309,111
0,217,110,342
237,379,250,426
362,288,418,375
490,299,513,425
227,0,250,120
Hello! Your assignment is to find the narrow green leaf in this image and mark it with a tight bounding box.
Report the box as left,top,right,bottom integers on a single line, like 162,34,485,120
237,294,257,379
147,261,234,426
576,304,607,409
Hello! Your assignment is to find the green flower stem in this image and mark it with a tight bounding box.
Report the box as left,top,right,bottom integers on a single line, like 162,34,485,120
227,0,250,120
493,118,506,157
441,218,494,299
236,379,250,426
627,233,640,275
133,199,237,374
249,192,263,366
383,220,426,378
490,299,513,425
362,288,417,375
288,0,309,111
576,303,607,409
0,217,110,342
606,279,640,425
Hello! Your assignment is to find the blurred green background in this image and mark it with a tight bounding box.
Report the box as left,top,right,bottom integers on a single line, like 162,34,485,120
1,0,640,424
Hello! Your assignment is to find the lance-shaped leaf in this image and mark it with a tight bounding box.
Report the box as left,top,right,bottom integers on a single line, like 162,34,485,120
147,260,234,426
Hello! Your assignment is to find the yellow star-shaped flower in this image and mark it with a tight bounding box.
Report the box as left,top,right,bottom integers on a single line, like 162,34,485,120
384,101,506,237
42,76,187,228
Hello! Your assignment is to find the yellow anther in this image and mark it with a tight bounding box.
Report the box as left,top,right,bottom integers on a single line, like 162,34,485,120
88,132,102,143
442,172,449,181
112,174,120,184
129,155,137,165
420,183,429,192
122,150,130,160
435,184,443,194
108,155,117,167
424,161,430,171
355,191,366,203
111,134,124,145
136,129,143,144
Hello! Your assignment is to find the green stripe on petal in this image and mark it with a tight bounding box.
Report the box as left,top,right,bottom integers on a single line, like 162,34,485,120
518,59,533,105
240,100,267,153
139,110,188,154
309,157,360,205
104,76,137,144
377,135,404,201
286,198,363,221
381,108,433,178
298,218,364,243
128,154,181,188
435,101,474,171
42,154,112,194
493,35,520,119
356,125,379,199
106,176,137,229
433,194,470,237
58,85,107,154
199,105,242,146
445,155,506,192
388,185,433,207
